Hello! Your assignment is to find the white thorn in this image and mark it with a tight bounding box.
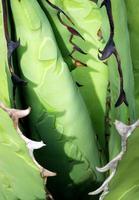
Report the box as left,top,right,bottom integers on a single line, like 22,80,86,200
96,151,123,173
114,120,139,138
90,119,139,199
27,140,46,151
0,102,31,129
0,102,56,181
99,189,109,200
41,168,56,178
89,169,116,196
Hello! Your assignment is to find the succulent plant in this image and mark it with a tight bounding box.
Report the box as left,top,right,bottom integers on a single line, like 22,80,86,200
9,0,105,199
0,0,139,199
0,1,48,199
39,0,109,167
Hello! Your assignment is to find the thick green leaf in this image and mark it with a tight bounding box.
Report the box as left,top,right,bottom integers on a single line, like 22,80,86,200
10,0,103,199
125,0,139,118
39,0,109,159
0,1,46,199
105,126,139,199
0,109,46,200
100,0,136,159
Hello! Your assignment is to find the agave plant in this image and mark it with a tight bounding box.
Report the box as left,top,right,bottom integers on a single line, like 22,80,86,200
9,0,105,199
0,0,139,199
0,1,49,199
40,0,109,160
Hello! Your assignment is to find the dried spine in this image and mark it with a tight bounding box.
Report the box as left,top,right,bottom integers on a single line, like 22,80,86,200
98,0,128,107
89,119,139,199
2,0,27,107
0,102,56,183
46,0,87,67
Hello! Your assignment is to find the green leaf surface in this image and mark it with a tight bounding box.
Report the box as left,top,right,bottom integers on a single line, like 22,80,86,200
39,0,109,160
0,1,45,199
105,127,139,200
125,0,139,118
100,0,136,159
10,0,103,199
